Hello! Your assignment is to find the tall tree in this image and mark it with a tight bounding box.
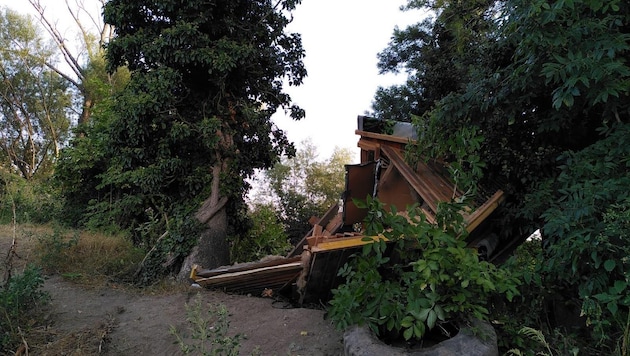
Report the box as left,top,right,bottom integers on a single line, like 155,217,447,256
28,0,124,128
0,8,71,180
371,0,499,122
372,0,629,237
101,0,306,278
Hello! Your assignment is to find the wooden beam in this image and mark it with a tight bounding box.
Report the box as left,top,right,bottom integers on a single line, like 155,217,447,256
355,130,414,145
310,235,388,252
380,145,441,213
465,190,505,232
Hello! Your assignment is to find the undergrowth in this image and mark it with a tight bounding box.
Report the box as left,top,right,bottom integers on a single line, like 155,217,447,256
0,264,50,353
170,293,261,356
34,227,144,284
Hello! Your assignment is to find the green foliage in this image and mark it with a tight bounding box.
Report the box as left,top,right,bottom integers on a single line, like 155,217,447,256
0,264,50,351
170,294,258,356
53,0,307,277
251,141,351,243
534,123,630,346
230,204,291,263
408,119,486,198
36,227,80,273
373,0,630,242
0,8,72,180
374,2,630,351
328,196,520,341
0,172,62,224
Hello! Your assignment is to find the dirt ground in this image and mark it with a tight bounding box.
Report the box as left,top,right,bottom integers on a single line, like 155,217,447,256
35,275,344,355
1,228,345,356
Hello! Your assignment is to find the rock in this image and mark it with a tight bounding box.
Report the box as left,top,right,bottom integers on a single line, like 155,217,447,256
343,320,499,356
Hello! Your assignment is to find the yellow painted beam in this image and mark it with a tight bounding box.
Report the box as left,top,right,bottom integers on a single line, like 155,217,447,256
310,235,388,252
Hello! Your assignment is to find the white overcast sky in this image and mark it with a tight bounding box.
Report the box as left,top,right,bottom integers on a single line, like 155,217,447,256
0,0,426,163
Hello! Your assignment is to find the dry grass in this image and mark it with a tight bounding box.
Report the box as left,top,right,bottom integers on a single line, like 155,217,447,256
0,224,178,355
1,224,145,288
24,314,117,356
32,228,143,287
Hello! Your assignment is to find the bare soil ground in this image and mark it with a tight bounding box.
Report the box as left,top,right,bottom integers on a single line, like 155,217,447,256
1,228,344,356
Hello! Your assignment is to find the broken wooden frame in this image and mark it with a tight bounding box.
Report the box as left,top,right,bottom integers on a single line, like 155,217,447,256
191,116,506,304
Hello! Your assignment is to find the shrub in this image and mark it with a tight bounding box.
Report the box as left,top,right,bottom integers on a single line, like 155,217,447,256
0,173,62,224
328,196,520,342
0,265,50,351
230,203,291,263
514,123,630,353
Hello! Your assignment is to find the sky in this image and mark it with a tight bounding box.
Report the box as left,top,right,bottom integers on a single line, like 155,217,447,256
0,0,426,163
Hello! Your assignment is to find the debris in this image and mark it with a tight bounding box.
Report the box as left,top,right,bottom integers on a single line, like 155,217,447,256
190,116,507,305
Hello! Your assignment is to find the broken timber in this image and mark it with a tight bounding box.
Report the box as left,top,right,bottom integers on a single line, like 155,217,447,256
190,116,506,304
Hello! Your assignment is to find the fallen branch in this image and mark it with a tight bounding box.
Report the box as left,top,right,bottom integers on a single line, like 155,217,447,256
133,231,169,279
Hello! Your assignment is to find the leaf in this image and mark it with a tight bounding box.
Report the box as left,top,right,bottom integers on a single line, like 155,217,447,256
403,327,414,340
603,259,616,272
427,309,437,329
607,301,618,315
613,280,627,294
400,316,414,328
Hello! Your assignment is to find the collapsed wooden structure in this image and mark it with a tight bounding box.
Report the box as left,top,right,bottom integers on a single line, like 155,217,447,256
191,116,506,304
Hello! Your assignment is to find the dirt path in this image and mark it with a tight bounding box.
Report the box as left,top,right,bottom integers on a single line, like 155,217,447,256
36,276,344,355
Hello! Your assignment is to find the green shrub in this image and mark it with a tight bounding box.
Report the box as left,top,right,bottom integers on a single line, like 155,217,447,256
36,227,80,273
328,196,520,342
0,265,50,351
515,123,630,353
0,173,62,224
230,203,291,263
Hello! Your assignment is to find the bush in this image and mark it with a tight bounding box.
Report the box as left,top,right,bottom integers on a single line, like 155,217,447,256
328,196,520,343
0,173,62,225
512,123,630,354
0,265,50,351
230,203,291,263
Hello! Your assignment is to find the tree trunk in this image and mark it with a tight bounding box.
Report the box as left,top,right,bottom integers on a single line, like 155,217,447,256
178,207,230,280
178,162,231,280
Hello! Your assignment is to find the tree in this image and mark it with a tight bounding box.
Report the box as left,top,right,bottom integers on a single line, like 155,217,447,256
99,0,306,279
373,0,630,351
0,8,71,180
373,0,629,236
251,140,352,243
28,0,124,128
371,0,500,122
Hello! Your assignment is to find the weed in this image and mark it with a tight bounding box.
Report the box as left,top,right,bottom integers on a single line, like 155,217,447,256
170,293,261,355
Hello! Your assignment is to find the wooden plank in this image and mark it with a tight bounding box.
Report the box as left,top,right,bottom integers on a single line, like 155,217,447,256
324,213,343,234
195,263,302,282
193,256,302,278
356,130,413,145
380,145,441,213
464,190,505,232
310,235,388,252
415,160,456,203
378,164,395,187
287,203,340,257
